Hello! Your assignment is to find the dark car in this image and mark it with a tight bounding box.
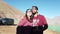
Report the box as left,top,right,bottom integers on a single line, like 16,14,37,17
0,18,14,25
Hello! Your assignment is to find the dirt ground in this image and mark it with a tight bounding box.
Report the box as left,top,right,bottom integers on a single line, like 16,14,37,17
0,26,60,34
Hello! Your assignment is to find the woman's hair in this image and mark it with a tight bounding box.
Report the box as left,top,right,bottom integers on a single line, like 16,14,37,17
25,9,33,23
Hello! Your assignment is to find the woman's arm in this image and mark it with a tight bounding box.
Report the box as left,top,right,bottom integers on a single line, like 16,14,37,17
16,16,26,34
18,16,26,26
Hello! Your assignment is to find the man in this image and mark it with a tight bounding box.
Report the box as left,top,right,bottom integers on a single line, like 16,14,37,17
31,6,48,34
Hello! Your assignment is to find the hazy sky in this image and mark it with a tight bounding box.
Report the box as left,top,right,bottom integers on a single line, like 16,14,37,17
4,0,60,18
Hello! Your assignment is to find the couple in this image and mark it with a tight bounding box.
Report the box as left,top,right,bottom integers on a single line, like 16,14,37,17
16,6,48,34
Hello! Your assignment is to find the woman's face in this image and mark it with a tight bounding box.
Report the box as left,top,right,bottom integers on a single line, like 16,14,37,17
27,10,32,17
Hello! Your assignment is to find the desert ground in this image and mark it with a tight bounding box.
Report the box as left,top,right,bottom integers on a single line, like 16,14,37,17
0,25,60,34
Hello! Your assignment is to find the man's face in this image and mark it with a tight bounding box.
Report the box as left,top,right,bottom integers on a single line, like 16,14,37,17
32,7,37,13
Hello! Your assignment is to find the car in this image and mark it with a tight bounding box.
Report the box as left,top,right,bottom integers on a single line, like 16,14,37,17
0,18,14,25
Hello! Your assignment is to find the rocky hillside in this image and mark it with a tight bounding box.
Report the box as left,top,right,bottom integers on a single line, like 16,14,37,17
0,1,24,24
46,16,60,32
46,16,60,26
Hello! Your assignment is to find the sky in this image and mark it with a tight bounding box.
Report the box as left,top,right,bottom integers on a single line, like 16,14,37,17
3,0,60,18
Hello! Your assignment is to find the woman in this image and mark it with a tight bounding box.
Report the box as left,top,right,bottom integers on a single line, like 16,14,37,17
16,9,33,34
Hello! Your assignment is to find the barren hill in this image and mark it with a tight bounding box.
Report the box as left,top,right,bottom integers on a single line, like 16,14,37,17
0,1,24,24
46,16,60,26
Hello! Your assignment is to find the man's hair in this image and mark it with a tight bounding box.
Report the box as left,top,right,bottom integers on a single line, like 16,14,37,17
32,6,38,10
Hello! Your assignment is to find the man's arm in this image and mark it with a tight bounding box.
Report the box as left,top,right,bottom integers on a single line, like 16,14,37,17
43,24,48,31
41,15,48,31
